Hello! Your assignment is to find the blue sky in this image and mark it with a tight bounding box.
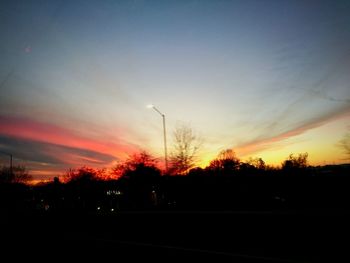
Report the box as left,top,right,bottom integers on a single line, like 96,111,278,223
0,0,349,180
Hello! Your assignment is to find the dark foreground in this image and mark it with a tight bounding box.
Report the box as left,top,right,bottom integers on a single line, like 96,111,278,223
2,210,349,262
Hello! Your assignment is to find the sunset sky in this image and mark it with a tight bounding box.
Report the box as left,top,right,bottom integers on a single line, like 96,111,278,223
1,0,349,181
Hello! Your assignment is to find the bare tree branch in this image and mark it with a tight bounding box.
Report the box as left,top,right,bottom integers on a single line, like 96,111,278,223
169,123,202,175
339,133,350,161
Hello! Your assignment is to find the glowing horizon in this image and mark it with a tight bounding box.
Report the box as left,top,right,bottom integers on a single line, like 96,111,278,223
1,111,348,180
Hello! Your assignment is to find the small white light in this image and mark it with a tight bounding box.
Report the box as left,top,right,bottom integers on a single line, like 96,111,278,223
97,206,101,210
111,208,114,212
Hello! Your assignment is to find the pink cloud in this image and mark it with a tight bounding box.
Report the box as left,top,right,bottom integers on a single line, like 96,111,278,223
0,115,138,159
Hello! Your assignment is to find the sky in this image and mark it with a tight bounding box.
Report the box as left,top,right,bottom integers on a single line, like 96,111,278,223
0,0,350,181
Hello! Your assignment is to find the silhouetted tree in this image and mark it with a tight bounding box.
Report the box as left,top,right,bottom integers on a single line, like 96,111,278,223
188,167,205,177
64,166,100,183
0,165,32,184
112,151,161,180
282,153,308,170
246,157,266,170
53,176,60,184
169,123,202,175
207,149,240,175
339,132,350,161
111,151,161,209
62,167,103,211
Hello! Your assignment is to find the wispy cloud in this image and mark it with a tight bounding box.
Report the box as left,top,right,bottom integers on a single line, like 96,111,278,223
0,115,138,157
0,135,117,179
0,115,142,179
235,106,350,157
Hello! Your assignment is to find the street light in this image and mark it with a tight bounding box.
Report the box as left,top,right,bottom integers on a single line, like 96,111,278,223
147,104,168,172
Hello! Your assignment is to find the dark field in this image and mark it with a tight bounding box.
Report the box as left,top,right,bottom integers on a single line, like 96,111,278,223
2,168,350,262
2,210,349,262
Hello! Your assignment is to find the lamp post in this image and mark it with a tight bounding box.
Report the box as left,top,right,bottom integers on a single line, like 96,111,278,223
147,104,168,172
